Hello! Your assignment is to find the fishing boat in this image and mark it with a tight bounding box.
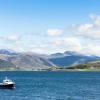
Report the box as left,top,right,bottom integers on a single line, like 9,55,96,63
0,77,15,89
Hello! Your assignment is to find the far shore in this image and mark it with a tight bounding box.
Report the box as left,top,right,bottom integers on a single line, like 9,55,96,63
0,68,100,72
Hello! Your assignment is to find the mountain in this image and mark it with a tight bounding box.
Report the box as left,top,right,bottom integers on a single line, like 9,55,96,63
0,59,16,71
8,53,56,71
49,51,100,67
49,53,65,58
0,52,56,71
0,49,18,55
66,61,100,70
0,49,100,71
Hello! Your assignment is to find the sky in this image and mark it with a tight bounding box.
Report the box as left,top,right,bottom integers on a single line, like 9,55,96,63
0,0,100,55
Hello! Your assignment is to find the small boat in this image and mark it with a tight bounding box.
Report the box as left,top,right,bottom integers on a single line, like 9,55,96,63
0,77,15,89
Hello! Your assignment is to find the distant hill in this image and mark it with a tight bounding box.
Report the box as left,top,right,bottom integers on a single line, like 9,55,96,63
66,61,100,69
0,49,100,71
0,49,18,55
49,51,100,67
0,59,16,71
8,53,56,71
0,52,56,71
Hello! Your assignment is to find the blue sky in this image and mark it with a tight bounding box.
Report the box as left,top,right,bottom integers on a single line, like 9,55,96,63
0,0,100,55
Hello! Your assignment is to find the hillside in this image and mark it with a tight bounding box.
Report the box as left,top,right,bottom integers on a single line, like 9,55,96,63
66,61,100,70
0,59,16,71
49,51,100,67
0,50,56,71
0,49,100,71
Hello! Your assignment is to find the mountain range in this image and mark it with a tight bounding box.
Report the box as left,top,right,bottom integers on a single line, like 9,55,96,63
49,51,100,67
0,49,100,71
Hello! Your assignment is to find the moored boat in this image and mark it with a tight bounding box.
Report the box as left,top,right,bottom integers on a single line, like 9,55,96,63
0,77,15,89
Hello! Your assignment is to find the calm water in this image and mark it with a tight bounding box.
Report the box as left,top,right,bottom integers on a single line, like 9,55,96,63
0,71,100,100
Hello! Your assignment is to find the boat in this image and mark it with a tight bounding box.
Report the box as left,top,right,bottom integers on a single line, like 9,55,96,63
0,77,15,89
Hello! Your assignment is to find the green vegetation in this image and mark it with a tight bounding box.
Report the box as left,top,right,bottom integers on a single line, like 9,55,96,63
1,60,100,71
47,61,100,72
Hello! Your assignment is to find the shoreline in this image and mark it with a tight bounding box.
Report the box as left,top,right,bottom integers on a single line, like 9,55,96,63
0,69,100,72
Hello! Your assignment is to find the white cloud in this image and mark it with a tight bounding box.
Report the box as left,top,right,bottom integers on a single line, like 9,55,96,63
90,14,100,27
0,34,23,52
6,34,21,42
47,29,64,36
78,23,93,32
1,14,100,56
80,42,100,56
50,36,100,56
0,34,21,42
73,14,100,39
51,37,82,52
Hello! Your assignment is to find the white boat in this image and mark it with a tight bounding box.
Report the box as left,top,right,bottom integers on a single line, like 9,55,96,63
0,77,15,89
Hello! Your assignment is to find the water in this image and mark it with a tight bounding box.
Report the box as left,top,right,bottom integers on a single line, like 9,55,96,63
0,71,100,100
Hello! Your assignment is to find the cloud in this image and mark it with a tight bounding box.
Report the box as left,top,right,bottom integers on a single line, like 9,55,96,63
47,29,64,36
78,23,94,32
51,37,82,52
0,34,23,52
6,35,20,42
73,14,100,39
81,41,100,56
1,14,100,55
50,36,100,56
0,34,21,43
90,14,100,27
